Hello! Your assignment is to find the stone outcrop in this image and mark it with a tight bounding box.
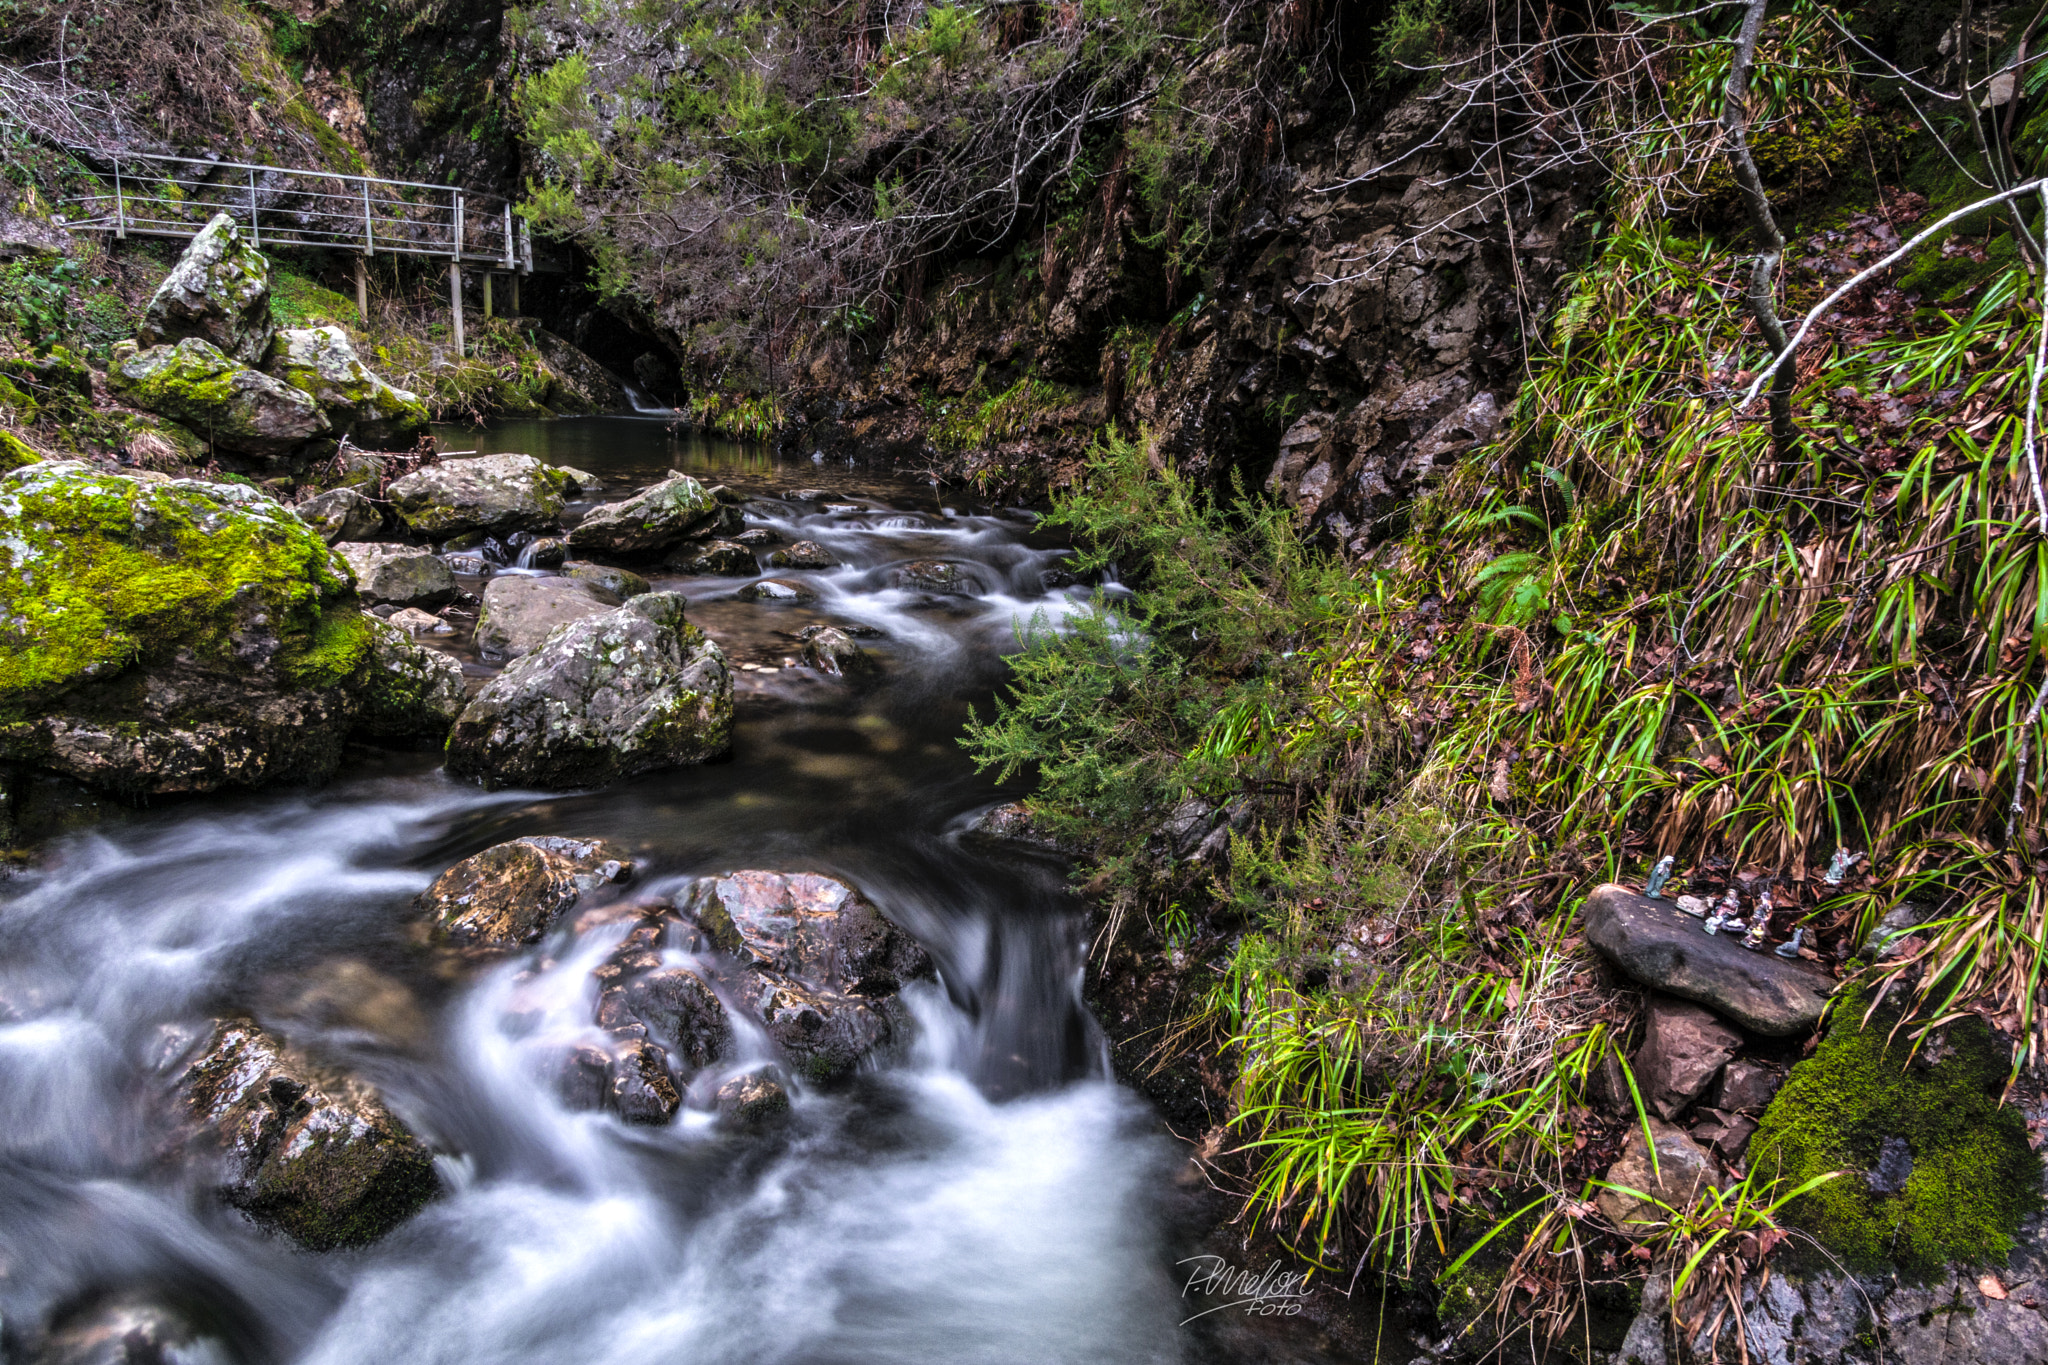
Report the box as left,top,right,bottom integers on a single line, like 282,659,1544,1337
265,326,431,448
566,473,717,556
1582,884,1833,1036
445,592,733,789
353,616,467,745
108,338,329,460
472,575,616,659
136,213,274,365
387,452,570,538
335,542,457,609
296,486,384,543
416,835,633,946
171,1016,437,1250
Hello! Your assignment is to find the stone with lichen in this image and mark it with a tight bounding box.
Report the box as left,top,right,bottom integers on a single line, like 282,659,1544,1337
137,212,275,365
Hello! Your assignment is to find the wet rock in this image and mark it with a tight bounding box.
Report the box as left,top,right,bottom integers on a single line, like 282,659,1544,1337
385,606,453,636
520,536,569,569
1634,995,1743,1120
561,561,651,599
666,539,756,576
607,1037,682,1124
716,1071,791,1125
173,1017,437,1250
387,453,570,538
737,969,900,1083
553,1043,612,1111
801,627,878,678
334,541,457,609
1582,884,1833,1035
264,326,429,447
731,527,781,548
417,835,633,946
556,465,604,494
445,592,734,790
961,800,1074,853
566,473,717,556
353,616,466,745
618,965,732,1070
0,463,368,800
738,577,816,603
895,559,974,595
473,575,615,659
295,486,383,543
1712,1059,1782,1113
108,338,328,460
136,212,273,364
769,540,836,569
32,1292,216,1365
686,869,933,993
1594,1117,1724,1234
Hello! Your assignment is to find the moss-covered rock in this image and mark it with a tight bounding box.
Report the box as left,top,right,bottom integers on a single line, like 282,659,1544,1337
0,429,45,471
1748,990,2044,1275
108,337,329,461
386,451,569,538
137,212,275,365
265,326,429,448
0,461,373,797
354,615,466,746
565,473,716,556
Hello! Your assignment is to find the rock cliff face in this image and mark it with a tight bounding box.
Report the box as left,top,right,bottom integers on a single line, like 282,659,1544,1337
784,67,1589,557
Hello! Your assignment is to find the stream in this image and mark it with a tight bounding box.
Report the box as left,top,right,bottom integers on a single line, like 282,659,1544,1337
0,418,1213,1365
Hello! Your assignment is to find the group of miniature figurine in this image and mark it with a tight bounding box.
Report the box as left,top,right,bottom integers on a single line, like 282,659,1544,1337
1639,847,1863,960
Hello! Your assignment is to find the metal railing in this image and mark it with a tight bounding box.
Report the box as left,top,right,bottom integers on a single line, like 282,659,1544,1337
55,149,532,270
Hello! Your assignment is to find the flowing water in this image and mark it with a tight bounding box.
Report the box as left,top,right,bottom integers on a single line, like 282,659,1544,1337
0,418,1219,1364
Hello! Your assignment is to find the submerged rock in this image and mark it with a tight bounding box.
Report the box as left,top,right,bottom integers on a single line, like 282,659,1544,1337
108,338,328,460
0,462,374,799
32,1291,219,1365
265,326,430,448
1582,884,1833,1036
801,627,878,678
716,1071,791,1126
295,486,383,544
567,474,718,557
416,835,633,946
895,560,974,595
387,453,570,538
737,577,816,603
353,616,466,745
334,542,457,609
445,592,733,790
173,1017,437,1250
473,575,615,659
136,212,273,365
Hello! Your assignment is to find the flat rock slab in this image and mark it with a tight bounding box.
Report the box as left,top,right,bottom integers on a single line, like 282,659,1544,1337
1583,884,1833,1036
474,575,615,658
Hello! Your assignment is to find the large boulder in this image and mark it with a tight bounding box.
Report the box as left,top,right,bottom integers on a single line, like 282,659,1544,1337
266,326,430,447
445,592,733,790
107,338,328,461
296,486,383,544
136,212,273,365
334,542,457,609
567,473,717,557
172,1017,437,1250
386,453,570,538
472,575,615,659
416,835,633,946
0,462,375,798
1581,884,1833,1036
353,616,466,746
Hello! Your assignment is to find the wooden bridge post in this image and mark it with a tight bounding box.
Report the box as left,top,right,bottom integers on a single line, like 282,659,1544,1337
354,255,368,325
449,262,464,357
511,273,520,314
483,272,493,320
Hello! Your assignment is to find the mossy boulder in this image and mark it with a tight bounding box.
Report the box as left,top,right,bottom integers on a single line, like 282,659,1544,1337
137,213,275,365
445,591,733,790
295,486,383,544
566,473,717,557
0,462,377,798
334,541,457,609
1748,990,2044,1275
386,452,569,538
108,337,329,461
265,326,430,448
354,615,466,746
173,1016,437,1251
0,430,45,471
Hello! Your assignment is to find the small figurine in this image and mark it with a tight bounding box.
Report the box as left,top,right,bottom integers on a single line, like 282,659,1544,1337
1774,926,1807,959
1742,917,1768,950
1645,855,1676,899
1823,848,1864,886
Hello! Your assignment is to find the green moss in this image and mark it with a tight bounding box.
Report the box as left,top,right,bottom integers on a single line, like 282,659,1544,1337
1748,988,2043,1276
284,605,375,688
0,464,355,720
271,267,361,329
0,430,42,471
